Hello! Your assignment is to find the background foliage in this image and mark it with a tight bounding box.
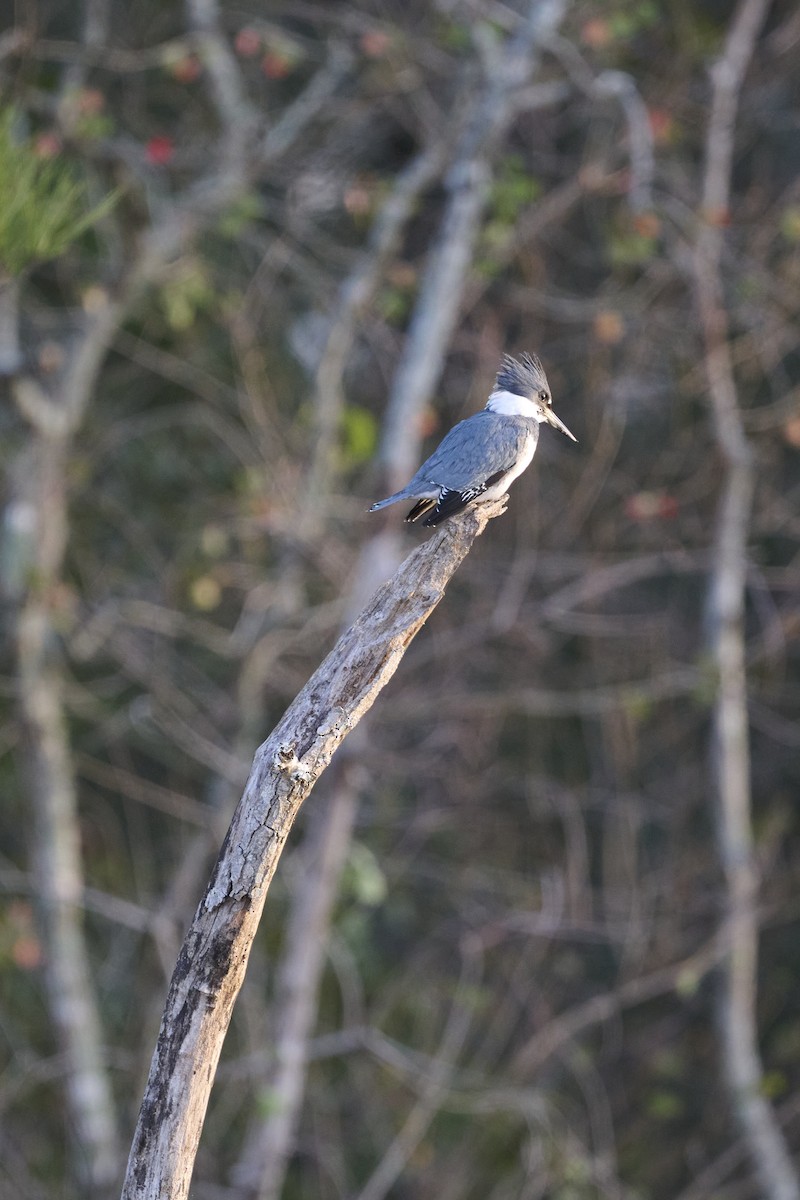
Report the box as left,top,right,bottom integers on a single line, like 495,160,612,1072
2,1,800,1198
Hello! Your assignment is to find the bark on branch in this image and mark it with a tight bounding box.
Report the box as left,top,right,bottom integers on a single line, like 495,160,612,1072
121,497,506,1200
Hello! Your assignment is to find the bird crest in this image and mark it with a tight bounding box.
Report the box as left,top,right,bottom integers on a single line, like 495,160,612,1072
495,352,548,399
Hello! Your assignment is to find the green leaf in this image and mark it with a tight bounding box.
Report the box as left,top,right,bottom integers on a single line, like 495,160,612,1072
217,190,265,239
761,1071,788,1100
158,260,214,331
378,284,412,325
254,1088,287,1117
346,841,387,906
608,230,657,268
646,1090,684,1119
0,107,117,275
780,205,800,242
489,155,541,226
341,405,378,464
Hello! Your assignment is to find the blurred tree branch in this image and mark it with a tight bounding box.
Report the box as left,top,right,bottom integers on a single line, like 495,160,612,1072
353,946,480,1200
15,448,122,1189
513,931,725,1078
379,0,568,491
693,2,799,1198
302,143,444,527
231,754,361,1200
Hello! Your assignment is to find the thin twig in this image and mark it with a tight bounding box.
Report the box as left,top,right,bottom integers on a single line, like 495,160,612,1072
301,143,445,528
261,42,353,163
512,934,726,1078
545,34,655,213
353,947,481,1200
187,0,258,173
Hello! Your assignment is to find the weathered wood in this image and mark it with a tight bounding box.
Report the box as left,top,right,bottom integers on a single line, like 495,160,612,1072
121,498,505,1200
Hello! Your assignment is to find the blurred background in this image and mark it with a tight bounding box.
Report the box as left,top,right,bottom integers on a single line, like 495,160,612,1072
2,1,800,1197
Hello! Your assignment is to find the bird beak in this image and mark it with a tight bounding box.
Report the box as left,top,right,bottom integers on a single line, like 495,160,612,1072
544,407,577,442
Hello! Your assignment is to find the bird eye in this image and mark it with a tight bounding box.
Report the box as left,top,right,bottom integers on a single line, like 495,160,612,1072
539,389,551,407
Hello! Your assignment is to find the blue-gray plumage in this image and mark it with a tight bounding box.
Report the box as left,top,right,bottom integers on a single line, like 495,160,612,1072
368,352,576,527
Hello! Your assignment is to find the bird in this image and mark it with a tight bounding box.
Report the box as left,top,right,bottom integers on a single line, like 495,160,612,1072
368,352,576,527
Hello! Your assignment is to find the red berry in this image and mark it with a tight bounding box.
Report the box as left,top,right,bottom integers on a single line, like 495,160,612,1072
262,51,291,79
235,27,261,57
171,55,202,83
360,29,391,57
33,131,62,159
146,135,175,166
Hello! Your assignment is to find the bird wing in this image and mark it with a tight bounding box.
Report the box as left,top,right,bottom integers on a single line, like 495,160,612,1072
407,411,531,494
417,473,507,526
368,413,535,521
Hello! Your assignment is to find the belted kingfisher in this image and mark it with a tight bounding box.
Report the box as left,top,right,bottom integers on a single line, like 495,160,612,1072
368,352,576,527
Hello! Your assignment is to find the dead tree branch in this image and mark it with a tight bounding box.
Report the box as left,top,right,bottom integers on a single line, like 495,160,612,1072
693,2,799,1198
121,497,507,1200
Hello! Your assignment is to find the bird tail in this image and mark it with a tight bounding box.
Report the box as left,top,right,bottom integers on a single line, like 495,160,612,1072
367,491,406,513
